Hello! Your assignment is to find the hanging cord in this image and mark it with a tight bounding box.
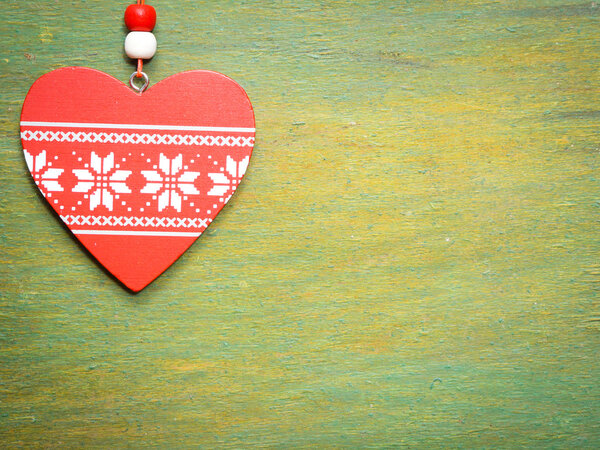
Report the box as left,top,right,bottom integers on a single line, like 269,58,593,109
125,0,155,93
136,0,145,77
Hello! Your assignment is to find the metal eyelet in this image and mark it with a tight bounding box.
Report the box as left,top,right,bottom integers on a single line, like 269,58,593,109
129,71,149,93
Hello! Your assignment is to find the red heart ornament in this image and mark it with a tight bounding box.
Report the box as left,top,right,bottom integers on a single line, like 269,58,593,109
21,67,255,291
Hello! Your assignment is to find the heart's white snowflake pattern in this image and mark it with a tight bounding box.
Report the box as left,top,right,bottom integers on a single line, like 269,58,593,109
22,126,253,220
25,148,250,214
141,153,201,212
72,152,132,211
24,149,64,194
207,155,250,203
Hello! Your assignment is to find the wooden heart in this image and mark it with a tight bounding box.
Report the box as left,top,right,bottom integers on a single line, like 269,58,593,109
20,67,255,291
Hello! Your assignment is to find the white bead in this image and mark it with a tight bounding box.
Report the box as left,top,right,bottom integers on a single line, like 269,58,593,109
124,32,157,59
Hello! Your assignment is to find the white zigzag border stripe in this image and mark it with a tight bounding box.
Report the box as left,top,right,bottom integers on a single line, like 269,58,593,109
21,130,254,147
20,121,255,133
60,215,210,228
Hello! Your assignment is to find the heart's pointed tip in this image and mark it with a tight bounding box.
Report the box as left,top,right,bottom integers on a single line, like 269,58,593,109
76,234,193,293
121,277,154,293
112,273,158,294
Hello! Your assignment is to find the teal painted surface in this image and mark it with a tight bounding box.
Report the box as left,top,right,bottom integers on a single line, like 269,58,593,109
0,0,599,447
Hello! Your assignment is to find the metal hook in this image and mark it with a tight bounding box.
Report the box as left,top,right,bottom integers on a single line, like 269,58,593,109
129,71,149,93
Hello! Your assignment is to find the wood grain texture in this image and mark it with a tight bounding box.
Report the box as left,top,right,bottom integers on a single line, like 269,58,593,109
1,0,598,447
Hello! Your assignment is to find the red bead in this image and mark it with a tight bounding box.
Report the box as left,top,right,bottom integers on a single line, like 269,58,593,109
124,4,156,32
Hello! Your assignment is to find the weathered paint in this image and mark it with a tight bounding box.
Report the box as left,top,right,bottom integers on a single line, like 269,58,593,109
0,0,598,447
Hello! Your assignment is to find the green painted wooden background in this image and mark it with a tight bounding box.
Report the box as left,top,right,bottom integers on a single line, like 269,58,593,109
1,0,598,447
